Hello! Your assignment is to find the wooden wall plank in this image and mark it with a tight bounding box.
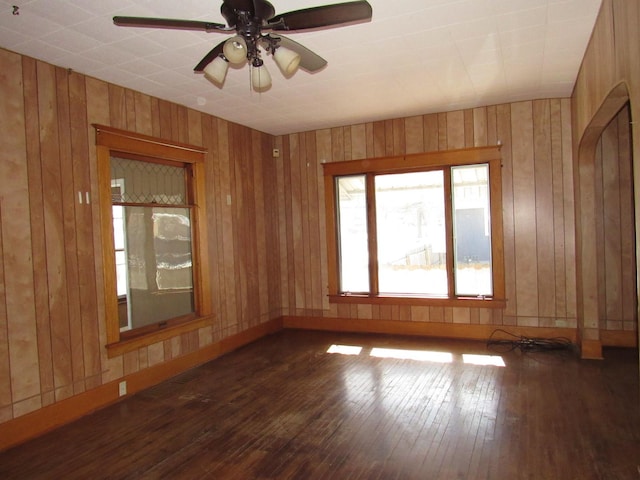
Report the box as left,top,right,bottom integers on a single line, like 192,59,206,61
365,122,375,158
289,134,305,313
560,99,577,322
134,92,152,136
55,67,84,394
463,109,474,147
158,100,173,140
0,202,9,410
283,135,297,315
617,105,636,326
108,84,127,130
85,76,117,384
351,124,367,160
550,99,567,320
37,61,73,401
446,110,465,149
601,117,622,324
217,119,237,332
511,102,539,319
200,115,221,331
22,57,54,400
299,133,314,315
405,116,424,154
423,114,439,152
68,72,101,385
437,113,447,151
496,104,515,318
252,130,269,319
486,106,497,146
124,89,136,132
372,121,386,158
262,133,281,315
533,100,555,319
305,132,322,313
232,123,254,327
0,50,41,411
473,108,488,147
392,118,405,155
208,119,225,329
594,125,606,324
316,129,332,312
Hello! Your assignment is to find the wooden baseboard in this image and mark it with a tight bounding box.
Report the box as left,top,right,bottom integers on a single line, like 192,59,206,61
0,318,282,452
282,316,579,343
580,339,604,359
600,330,638,348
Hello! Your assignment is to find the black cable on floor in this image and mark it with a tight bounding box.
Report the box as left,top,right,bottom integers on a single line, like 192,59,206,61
487,328,574,353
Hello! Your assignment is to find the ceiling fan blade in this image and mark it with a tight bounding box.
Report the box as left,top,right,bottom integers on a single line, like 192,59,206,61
113,16,228,33
276,36,327,73
267,1,372,32
194,41,227,72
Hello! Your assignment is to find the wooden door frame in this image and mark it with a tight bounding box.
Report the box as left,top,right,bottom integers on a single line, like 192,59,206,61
574,82,633,359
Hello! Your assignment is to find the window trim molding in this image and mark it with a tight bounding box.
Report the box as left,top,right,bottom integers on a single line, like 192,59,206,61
323,145,505,308
94,125,212,356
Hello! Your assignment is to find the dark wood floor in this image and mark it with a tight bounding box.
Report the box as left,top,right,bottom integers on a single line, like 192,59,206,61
1,330,639,479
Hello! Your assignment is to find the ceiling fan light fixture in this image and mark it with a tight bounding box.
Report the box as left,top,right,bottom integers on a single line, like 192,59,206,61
251,62,272,91
203,56,229,85
273,46,301,76
223,35,247,64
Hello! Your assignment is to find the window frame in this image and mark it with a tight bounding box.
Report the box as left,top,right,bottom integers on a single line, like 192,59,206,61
323,146,505,308
94,125,212,357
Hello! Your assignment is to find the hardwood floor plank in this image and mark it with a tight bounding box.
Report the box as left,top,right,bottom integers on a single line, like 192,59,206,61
0,330,638,479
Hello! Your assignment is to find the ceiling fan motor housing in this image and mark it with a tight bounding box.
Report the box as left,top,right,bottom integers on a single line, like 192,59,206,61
113,1,373,83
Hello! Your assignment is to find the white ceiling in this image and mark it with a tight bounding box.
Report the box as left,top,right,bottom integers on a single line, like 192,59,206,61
0,0,602,136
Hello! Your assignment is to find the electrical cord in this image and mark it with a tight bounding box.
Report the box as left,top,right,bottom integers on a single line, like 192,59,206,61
487,328,574,353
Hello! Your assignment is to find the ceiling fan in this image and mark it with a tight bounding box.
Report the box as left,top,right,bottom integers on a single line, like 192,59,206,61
113,0,373,91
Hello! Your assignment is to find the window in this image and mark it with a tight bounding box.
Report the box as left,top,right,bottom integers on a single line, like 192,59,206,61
95,125,212,356
323,146,504,308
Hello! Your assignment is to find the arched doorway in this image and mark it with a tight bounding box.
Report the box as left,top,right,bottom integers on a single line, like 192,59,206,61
575,82,637,359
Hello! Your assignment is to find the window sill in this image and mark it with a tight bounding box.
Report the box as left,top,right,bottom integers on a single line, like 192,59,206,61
105,314,213,358
329,294,506,309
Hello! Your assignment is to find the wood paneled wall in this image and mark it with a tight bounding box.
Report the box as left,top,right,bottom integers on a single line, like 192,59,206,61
572,0,640,352
0,48,278,424
275,99,578,330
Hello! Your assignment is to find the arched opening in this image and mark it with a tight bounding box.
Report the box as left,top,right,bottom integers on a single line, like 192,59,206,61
575,82,637,358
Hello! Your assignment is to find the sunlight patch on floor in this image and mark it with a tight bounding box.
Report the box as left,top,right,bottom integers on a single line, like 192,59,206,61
327,344,505,367
370,347,453,363
462,353,506,367
327,344,363,355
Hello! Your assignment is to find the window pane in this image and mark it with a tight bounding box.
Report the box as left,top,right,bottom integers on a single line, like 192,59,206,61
111,156,186,204
452,164,492,296
337,175,369,293
375,171,447,295
121,206,195,331
114,251,127,297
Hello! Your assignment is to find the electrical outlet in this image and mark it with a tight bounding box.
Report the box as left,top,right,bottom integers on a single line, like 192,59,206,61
118,380,127,397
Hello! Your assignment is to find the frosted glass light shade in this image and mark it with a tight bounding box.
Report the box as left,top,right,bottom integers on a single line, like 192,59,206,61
223,36,247,64
203,57,229,85
273,47,301,76
251,64,272,91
